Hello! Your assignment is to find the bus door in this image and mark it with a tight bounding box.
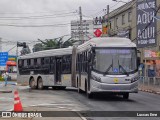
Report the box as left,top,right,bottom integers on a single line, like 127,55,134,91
55,57,62,84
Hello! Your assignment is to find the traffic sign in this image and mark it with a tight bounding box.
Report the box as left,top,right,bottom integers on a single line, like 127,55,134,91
0,52,8,66
94,29,102,37
113,68,119,73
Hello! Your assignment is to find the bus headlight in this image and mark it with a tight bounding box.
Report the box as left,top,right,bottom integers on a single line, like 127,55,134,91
131,76,139,83
91,75,101,82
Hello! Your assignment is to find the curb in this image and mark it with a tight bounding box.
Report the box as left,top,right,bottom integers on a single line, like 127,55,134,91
139,89,160,95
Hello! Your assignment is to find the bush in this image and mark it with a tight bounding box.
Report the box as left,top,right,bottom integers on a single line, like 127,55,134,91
0,75,4,81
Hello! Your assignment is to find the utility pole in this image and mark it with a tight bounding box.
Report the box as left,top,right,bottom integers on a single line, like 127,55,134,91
107,5,110,37
79,6,84,44
16,42,18,57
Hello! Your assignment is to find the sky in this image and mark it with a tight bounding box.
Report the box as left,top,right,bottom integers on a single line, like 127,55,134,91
0,0,129,55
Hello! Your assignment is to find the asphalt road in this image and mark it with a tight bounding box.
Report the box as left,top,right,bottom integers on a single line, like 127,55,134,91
1,85,160,120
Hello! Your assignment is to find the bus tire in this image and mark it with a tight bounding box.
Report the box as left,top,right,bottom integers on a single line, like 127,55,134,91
37,77,43,90
43,86,48,89
60,86,66,90
78,87,83,93
77,80,83,93
123,93,129,99
52,86,56,90
29,77,36,89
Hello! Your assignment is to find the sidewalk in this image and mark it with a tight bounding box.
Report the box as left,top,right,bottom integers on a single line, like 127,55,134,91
138,78,160,94
0,82,17,93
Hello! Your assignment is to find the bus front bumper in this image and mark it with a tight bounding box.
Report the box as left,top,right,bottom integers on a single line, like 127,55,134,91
90,80,138,93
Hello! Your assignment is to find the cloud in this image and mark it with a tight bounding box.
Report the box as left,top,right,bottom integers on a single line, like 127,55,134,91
0,0,126,54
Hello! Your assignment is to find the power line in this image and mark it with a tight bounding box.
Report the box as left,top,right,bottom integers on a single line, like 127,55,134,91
0,11,76,18
0,12,78,20
0,23,71,27
85,1,135,19
0,10,77,15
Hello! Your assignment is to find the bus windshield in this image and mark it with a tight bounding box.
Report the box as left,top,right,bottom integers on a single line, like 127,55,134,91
92,48,137,75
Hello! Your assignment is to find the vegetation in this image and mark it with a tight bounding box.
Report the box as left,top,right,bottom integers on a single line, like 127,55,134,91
33,37,76,52
0,76,4,81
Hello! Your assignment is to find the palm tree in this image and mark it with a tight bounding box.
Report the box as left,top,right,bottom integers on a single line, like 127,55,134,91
33,37,76,52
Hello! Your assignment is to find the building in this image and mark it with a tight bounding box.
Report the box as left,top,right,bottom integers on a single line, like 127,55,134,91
103,0,135,39
103,0,160,60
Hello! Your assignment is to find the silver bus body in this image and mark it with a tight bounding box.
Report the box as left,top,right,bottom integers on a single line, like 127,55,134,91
17,37,139,98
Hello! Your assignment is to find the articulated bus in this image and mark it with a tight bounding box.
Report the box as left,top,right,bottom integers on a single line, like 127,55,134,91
17,37,139,99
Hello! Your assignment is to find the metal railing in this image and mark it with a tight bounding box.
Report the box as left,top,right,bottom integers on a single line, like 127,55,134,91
139,76,160,93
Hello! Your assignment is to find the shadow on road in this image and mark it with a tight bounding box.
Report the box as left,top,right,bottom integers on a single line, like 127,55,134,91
79,92,136,102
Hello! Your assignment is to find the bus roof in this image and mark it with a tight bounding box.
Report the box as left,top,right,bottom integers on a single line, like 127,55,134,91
19,47,73,59
77,37,136,52
19,37,136,59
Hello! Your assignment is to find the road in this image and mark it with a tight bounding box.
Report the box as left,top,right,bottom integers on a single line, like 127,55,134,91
1,84,160,120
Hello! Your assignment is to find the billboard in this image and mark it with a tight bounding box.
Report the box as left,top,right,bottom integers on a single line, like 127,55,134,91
136,0,156,48
117,30,130,38
0,52,8,66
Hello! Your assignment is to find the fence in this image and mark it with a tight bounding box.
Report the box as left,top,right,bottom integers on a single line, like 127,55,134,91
139,76,160,94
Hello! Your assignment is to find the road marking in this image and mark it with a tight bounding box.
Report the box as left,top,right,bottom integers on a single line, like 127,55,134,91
0,97,13,101
29,103,75,107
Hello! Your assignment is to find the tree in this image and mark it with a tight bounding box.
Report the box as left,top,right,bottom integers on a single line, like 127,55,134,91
62,38,76,48
32,37,76,52
32,43,43,52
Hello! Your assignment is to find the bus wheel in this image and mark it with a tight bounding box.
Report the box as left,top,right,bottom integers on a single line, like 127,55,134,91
60,86,66,90
43,86,48,89
123,93,129,99
78,81,83,93
29,78,36,89
38,78,43,90
78,87,83,93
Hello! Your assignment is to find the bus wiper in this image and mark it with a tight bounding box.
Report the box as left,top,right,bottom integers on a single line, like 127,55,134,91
103,64,112,75
119,65,129,76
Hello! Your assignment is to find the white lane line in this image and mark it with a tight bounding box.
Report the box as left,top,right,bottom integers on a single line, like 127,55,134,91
29,103,75,107
0,97,13,100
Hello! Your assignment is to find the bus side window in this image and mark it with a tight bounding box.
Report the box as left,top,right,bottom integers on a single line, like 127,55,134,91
50,57,55,73
62,56,66,73
44,57,50,65
27,59,31,68
24,59,27,67
18,60,23,68
34,59,37,67
41,58,44,65
30,59,34,68
37,58,41,66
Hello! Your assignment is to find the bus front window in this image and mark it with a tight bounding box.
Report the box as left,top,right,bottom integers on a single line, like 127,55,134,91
92,48,137,75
